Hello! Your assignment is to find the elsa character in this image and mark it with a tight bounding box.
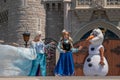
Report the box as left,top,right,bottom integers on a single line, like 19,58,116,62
29,31,47,76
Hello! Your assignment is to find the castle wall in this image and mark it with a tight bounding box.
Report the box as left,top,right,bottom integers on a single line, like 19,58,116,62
0,0,9,43
45,1,64,41
0,0,46,46
67,0,120,41
69,9,120,41
0,0,120,44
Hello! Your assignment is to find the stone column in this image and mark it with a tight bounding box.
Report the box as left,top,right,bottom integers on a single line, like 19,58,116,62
104,0,107,7
63,0,71,32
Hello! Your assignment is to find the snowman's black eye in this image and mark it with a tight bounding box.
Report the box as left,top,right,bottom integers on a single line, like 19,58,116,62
91,47,95,51
94,34,97,37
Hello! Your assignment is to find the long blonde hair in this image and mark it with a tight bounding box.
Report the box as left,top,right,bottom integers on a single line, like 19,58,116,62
33,31,42,42
61,31,73,48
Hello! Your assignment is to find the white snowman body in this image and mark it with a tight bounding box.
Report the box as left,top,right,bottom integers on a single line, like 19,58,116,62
83,29,109,76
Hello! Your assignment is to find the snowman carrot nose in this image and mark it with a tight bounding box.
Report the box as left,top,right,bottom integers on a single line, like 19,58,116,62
86,35,94,41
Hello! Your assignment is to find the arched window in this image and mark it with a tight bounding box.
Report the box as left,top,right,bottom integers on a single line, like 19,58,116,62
4,0,6,3
52,3,55,11
80,30,92,40
58,3,62,11
104,30,119,39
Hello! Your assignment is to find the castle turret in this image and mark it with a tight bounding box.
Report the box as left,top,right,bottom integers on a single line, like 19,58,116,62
1,0,46,46
44,0,64,41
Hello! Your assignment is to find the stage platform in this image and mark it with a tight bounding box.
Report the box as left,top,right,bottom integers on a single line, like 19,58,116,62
0,76,120,80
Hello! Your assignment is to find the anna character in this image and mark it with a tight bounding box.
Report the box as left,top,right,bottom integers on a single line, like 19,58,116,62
54,31,82,76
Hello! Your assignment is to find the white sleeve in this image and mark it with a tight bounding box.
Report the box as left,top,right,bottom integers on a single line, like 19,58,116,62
71,48,79,53
57,42,64,53
30,41,36,48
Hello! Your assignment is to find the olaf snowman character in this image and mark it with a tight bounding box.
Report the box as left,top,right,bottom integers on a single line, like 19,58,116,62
83,28,109,76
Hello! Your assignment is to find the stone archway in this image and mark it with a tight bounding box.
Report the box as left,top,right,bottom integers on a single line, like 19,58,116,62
73,20,120,43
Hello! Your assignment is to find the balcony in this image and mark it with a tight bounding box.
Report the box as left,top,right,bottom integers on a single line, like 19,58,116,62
106,0,120,8
75,0,120,9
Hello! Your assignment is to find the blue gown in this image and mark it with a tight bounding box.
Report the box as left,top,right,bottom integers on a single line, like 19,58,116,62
54,40,78,76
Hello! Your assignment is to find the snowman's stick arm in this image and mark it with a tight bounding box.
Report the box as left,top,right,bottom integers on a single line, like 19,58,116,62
99,47,105,65
99,47,104,61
